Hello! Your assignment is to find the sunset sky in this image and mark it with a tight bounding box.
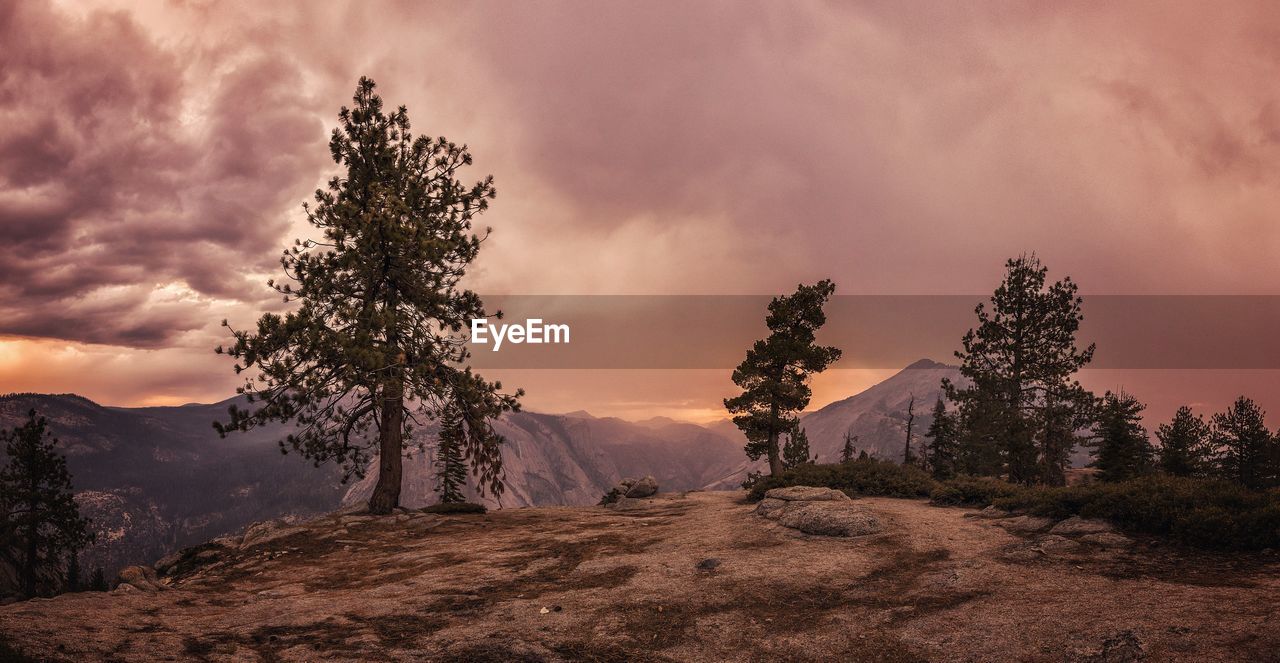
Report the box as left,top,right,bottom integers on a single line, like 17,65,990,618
2,1,1279,423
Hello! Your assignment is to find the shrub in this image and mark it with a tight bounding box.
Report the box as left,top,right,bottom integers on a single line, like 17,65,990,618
422,502,487,515
746,458,937,501
598,487,624,506
930,475,1022,506
992,475,1280,550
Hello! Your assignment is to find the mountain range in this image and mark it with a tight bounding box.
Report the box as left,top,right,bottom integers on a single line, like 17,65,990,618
0,359,959,582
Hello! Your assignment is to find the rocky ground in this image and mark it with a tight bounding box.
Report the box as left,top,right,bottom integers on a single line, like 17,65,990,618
1,491,1277,662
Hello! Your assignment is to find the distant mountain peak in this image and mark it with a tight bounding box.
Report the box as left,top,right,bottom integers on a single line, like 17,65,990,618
560,410,595,419
903,358,951,370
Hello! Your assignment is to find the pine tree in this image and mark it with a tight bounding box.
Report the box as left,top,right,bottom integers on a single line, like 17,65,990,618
944,255,1095,484
215,78,521,514
725,280,842,476
1091,391,1153,482
1210,397,1279,489
923,398,960,479
1156,406,1211,477
840,430,858,463
0,410,93,598
782,426,814,469
1037,385,1093,486
434,402,468,504
953,396,1004,477
89,566,107,592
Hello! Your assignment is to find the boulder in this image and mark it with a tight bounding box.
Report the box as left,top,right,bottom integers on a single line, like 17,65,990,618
624,475,659,498
996,515,1055,533
763,486,851,502
753,497,790,520
152,550,184,575
977,505,1007,518
1080,532,1134,548
776,502,882,537
115,565,166,592
1049,516,1115,536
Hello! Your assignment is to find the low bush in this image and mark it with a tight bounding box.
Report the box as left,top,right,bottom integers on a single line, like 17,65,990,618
598,487,625,506
749,461,1279,550
746,458,937,501
930,475,1022,507
992,475,1280,550
422,502,487,515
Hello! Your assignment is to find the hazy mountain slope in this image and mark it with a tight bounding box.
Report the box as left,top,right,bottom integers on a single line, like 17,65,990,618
799,358,962,462
343,412,744,509
0,394,346,582
703,359,964,487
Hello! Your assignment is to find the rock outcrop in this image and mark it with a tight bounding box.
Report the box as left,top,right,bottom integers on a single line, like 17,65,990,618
777,502,883,537
754,485,881,537
763,486,851,502
623,476,659,498
114,566,166,593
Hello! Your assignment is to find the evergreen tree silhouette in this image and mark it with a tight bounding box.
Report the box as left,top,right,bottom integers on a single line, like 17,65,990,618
945,255,1094,484
1156,406,1211,477
725,281,841,476
215,78,521,513
1091,391,1153,482
0,410,93,598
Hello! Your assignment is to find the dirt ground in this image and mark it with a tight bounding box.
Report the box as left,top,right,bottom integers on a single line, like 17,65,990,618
1,491,1277,662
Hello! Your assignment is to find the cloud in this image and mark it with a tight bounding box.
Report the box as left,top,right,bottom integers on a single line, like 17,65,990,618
0,1,325,347
4,0,1280,415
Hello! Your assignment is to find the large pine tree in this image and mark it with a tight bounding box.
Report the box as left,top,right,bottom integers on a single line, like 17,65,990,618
725,280,841,476
0,410,92,598
1210,397,1279,489
1091,390,1153,482
1156,406,1211,478
216,78,521,513
944,255,1095,484
923,397,960,480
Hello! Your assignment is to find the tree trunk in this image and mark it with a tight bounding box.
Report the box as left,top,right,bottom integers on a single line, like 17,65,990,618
903,394,915,465
22,509,38,598
368,384,405,514
767,403,783,476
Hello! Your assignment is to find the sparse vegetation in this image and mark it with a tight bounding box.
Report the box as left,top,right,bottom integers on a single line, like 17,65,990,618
993,475,1280,550
754,457,1279,550
746,457,935,501
929,475,1021,506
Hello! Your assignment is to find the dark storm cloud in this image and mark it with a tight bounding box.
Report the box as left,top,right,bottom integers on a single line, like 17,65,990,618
0,2,325,347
